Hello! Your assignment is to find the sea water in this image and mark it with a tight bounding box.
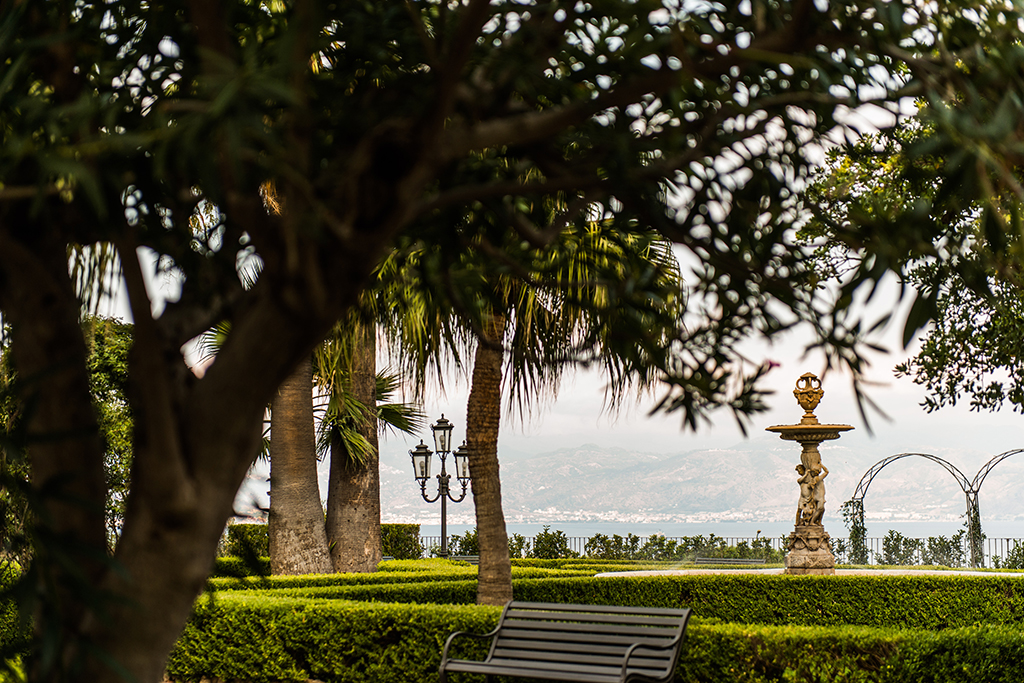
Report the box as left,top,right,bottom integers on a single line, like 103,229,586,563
418,519,1024,540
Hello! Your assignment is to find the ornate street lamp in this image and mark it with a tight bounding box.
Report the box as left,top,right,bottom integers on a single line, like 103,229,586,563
409,414,470,558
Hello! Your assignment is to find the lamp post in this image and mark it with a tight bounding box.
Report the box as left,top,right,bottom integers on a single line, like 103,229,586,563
409,414,471,558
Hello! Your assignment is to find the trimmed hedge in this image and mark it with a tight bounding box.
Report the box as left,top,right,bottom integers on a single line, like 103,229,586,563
380,524,422,560
218,571,1024,630
209,565,590,595
225,523,269,558
509,574,1024,629
209,565,478,592
167,594,1024,683
212,556,271,578
238,579,481,604
212,556,459,579
168,596,494,683
682,622,1024,682
509,557,681,569
0,562,23,656
173,563,1024,681
375,559,456,572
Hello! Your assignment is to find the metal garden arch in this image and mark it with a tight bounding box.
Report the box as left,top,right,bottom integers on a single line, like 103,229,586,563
845,449,1024,567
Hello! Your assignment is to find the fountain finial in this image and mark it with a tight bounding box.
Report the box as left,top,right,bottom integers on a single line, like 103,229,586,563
794,372,823,424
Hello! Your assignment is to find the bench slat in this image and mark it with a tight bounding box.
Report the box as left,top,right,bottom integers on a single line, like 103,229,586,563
505,609,685,628
444,660,622,683
492,646,671,669
487,657,653,678
493,638,675,659
494,637,674,658
500,618,680,639
497,631,675,651
505,601,688,617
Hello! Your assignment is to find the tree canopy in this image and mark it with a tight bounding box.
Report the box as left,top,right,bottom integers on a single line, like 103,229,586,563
2,1,1023,681
1,317,134,556
802,2,1024,415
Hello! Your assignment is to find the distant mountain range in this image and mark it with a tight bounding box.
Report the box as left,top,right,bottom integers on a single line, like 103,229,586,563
379,436,1024,527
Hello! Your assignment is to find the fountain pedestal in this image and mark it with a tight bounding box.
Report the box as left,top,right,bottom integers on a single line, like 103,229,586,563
766,373,853,576
785,525,835,575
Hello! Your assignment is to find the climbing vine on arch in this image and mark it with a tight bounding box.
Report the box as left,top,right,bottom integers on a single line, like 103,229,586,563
841,499,868,565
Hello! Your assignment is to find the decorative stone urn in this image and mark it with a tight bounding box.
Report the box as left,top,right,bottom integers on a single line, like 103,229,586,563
766,373,853,575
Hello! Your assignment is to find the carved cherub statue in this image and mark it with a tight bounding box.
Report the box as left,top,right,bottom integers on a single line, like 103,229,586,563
795,463,829,526
795,464,813,526
810,465,828,525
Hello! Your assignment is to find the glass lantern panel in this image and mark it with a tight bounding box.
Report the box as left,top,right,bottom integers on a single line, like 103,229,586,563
432,415,453,453
410,442,432,480
417,453,432,479
454,454,470,480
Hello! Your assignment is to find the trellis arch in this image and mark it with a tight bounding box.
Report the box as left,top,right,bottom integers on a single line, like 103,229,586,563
846,449,1024,567
971,449,1024,491
846,453,974,565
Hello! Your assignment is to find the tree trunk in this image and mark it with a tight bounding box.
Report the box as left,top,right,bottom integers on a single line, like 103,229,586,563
269,356,333,575
326,325,382,573
466,315,513,606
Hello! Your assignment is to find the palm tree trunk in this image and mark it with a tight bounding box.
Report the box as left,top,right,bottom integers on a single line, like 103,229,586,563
326,325,382,572
269,356,333,575
466,315,513,605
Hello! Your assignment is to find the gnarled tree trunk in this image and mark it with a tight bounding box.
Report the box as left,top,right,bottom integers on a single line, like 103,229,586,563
269,356,333,575
466,315,513,605
326,325,382,573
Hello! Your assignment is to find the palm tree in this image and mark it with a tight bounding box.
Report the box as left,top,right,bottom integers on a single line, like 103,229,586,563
268,356,333,575
323,325,379,573
319,252,475,573
317,321,424,573
197,316,333,576
465,313,512,604
390,222,684,604
205,254,426,576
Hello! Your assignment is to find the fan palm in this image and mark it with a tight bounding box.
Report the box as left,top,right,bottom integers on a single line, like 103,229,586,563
268,356,334,574
315,319,425,573
391,220,684,604
201,323,425,574
198,318,333,575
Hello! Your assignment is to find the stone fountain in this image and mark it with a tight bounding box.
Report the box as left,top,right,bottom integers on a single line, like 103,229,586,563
766,373,853,575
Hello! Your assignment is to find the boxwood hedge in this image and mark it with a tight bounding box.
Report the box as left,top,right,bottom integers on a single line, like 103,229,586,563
167,593,1024,683
223,524,424,563
209,565,591,594
514,574,1024,629
160,564,1024,681
230,572,1024,630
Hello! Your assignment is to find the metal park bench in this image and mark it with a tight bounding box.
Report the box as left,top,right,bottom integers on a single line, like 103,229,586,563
694,557,766,565
448,554,480,565
439,601,692,683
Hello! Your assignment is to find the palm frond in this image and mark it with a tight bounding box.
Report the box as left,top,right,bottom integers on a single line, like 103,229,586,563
375,370,426,437
196,320,233,364
314,322,425,465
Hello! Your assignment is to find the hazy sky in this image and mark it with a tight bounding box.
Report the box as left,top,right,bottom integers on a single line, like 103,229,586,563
113,241,1022,528
392,274,1020,466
